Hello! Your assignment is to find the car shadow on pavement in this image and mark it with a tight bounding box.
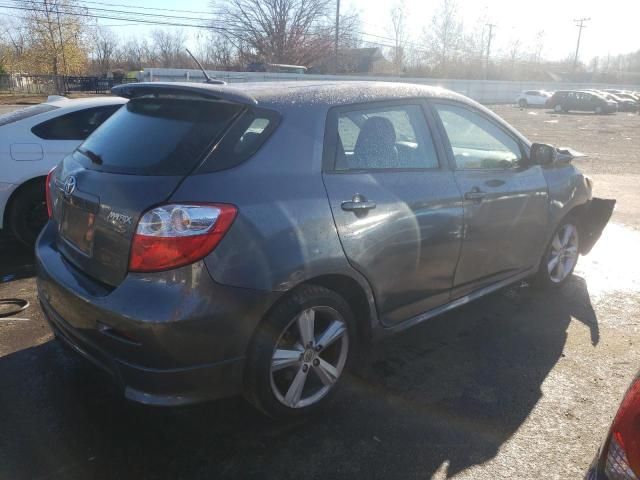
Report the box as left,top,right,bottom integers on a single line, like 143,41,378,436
0,235,34,283
0,276,597,480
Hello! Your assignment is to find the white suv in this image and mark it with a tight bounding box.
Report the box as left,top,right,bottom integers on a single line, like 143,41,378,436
0,95,127,245
515,90,551,108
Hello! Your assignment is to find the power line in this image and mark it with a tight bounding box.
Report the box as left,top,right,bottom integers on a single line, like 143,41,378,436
75,0,213,16
0,1,482,60
0,2,432,53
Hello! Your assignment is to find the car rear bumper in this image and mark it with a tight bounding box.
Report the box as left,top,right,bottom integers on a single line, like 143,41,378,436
36,221,279,406
41,297,245,406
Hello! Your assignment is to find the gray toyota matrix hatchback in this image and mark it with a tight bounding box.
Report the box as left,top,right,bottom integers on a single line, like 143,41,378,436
36,81,614,417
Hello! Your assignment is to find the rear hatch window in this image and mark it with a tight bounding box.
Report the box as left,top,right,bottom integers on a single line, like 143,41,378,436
76,97,243,175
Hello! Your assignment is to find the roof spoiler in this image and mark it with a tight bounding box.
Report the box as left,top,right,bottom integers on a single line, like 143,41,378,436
111,82,258,106
46,95,67,103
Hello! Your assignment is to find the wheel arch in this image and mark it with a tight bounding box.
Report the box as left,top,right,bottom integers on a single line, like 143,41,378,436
304,274,375,348
2,175,46,229
252,272,377,357
548,201,590,252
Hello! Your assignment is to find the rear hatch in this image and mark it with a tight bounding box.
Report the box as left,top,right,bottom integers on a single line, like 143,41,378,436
51,93,245,286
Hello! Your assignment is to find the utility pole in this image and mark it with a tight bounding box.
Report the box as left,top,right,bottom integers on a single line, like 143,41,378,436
55,3,68,95
573,17,590,71
334,0,340,74
485,23,496,80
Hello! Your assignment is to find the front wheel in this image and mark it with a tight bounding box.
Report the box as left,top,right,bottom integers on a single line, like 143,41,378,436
554,104,563,112
594,105,603,115
244,285,354,418
518,99,527,108
534,220,580,288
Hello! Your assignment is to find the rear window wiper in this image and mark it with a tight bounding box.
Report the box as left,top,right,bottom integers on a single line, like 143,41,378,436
78,147,103,165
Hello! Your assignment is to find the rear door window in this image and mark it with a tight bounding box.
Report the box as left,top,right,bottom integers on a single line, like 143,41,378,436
75,98,243,175
31,105,122,140
334,104,439,170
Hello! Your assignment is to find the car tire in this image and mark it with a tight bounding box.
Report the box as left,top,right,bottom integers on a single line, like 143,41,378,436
594,105,603,115
7,181,48,247
244,284,355,418
533,218,580,289
554,104,563,112
518,99,527,108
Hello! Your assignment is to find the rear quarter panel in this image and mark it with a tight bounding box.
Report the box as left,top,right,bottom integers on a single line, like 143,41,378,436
171,102,376,302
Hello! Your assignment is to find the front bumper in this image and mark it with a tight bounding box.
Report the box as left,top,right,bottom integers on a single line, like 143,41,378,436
36,222,279,406
579,197,616,255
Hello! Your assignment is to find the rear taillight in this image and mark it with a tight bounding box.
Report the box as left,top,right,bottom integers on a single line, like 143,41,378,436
45,166,56,218
605,378,640,479
128,203,237,272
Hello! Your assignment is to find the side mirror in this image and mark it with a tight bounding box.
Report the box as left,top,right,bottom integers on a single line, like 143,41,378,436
530,143,557,166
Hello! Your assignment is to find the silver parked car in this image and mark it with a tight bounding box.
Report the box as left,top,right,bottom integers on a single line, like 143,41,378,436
37,81,614,418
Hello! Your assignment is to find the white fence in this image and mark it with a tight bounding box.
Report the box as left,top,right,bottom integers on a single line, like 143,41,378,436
139,68,640,104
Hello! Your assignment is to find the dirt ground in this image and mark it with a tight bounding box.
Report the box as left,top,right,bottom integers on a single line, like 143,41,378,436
0,104,639,480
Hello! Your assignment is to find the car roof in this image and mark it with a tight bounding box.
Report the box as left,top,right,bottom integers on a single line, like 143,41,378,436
113,81,470,110
45,95,128,110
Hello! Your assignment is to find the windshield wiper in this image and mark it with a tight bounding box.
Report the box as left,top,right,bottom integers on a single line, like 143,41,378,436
78,147,103,165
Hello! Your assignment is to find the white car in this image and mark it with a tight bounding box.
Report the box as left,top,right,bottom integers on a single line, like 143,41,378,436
515,90,552,108
0,95,127,245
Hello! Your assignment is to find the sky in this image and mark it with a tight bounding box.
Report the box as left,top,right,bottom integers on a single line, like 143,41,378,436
3,0,640,63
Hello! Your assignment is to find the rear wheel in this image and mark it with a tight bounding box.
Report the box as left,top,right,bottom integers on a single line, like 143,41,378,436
8,181,47,247
534,220,580,288
518,99,527,108
554,104,563,112
244,285,354,418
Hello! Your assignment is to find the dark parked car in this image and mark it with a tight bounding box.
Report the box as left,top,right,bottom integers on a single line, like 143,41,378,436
546,90,617,114
586,371,640,479
603,90,640,102
37,81,614,417
613,92,640,104
598,92,638,112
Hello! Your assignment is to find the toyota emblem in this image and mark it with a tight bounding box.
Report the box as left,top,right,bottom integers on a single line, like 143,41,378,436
63,176,76,196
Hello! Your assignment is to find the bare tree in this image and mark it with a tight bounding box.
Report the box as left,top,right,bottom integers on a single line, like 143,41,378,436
507,37,522,68
194,31,239,69
423,0,463,76
151,29,188,68
212,0,336,66
92,26,119,75
388,2,406,74
533,30,545,63
119,38,154,71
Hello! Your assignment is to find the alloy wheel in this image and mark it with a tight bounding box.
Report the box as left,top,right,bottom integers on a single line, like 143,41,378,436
547,224,579,283
270,306,348,408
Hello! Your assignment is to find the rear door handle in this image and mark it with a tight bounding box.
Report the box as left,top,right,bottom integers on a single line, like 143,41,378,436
341,194,376,212
464,188,487,201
